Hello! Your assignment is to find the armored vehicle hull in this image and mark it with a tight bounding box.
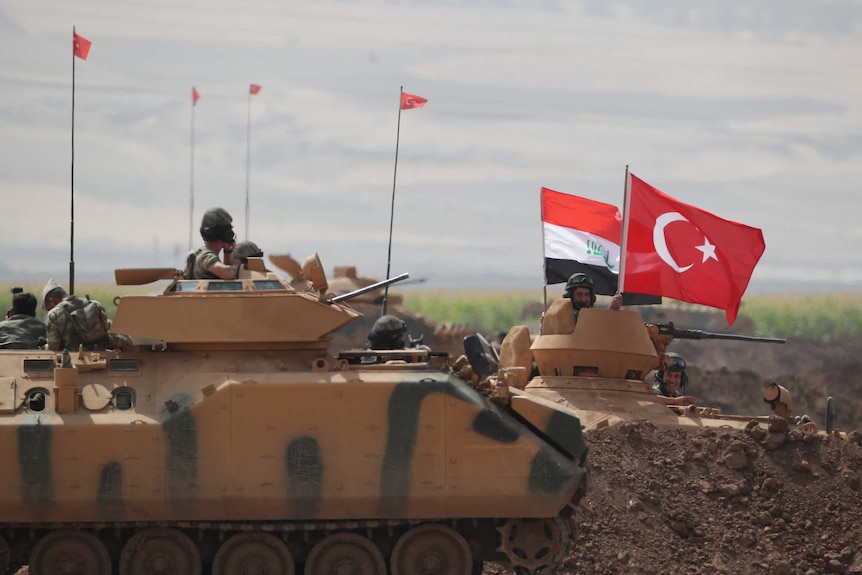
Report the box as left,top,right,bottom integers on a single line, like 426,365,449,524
0,259,589,575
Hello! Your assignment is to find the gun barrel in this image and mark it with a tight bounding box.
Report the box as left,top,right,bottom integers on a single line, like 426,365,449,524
681,329,785,344
656,324,785,344
327,272,410,304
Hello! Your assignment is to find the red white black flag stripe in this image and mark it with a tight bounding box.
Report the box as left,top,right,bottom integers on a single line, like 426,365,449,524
541,187,660,304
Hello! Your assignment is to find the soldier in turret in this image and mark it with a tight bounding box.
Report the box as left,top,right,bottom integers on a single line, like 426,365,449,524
367,315,430,351
0,291,46,349
183,207,241,280
562,272,622,318
650,352,696,406
234,240,264,263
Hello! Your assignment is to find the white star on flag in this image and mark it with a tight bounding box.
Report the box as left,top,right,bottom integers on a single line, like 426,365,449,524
696,236,718,263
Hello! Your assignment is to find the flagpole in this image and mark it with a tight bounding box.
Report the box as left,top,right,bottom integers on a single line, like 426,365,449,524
245,87,252,241
70,26,77,295
382,86,404,316
540,187,548,314
619,164,631,294
189,88,196,251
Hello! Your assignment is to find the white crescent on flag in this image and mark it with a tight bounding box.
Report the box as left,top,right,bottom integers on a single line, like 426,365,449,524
653,212,693,273
653,211,720,273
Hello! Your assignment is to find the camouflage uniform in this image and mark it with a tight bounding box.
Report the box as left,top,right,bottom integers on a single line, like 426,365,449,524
186,247,223,280
0,314,46,349
46,295,109,351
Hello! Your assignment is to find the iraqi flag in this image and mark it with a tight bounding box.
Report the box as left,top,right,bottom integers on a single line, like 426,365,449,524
542,187,660,305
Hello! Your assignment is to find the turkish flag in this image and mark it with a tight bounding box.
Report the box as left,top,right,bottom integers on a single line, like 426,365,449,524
250,84,261,95
73,31,92,60
192,87,200,106
400,92,427,110
622,174,765,325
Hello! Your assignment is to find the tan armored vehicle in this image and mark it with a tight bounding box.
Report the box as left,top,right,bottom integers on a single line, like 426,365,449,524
0,255,589,575
469,300,836,436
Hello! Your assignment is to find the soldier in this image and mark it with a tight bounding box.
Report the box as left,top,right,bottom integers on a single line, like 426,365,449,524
366,314,430,351
562,272,622,318
41,279,114,351
234,240,263,263
183,207,241,280
0,291,47,349
651,352,696,406
367,315,408,350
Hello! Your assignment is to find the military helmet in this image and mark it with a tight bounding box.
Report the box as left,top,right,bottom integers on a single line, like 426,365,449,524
664,352,686,372
657,352,688,391
200,207,236,243
40,278,64,311
368,315,407,350
234,241,263,261
563,272,596,305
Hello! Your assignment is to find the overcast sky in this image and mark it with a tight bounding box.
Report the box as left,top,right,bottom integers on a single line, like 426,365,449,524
1,0,861,292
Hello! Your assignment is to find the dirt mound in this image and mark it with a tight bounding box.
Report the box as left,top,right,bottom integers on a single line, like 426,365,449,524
485,420,862,575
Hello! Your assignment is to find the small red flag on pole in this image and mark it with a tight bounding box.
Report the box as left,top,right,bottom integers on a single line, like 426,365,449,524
250,84,261,95
400,92,427,110
192,87,200,105
73,31,91,60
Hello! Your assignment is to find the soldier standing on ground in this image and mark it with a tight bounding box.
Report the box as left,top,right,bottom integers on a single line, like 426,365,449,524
0,291,46,349
183,207,241,280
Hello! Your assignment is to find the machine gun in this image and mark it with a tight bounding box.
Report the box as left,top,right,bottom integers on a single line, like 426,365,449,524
647,321,784,369
652,322,786,344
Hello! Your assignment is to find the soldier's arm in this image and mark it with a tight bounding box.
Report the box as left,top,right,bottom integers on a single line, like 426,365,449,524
46,313,62,351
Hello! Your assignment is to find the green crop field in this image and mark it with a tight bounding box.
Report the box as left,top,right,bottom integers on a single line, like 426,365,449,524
4,282,861,341
0,282,161,321
401,290,862,340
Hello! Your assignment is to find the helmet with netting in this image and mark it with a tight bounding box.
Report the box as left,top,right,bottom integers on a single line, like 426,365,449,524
368,315,407,350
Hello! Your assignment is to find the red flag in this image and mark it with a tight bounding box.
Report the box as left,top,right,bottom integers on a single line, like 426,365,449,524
400,92,427,110
73,31,92,61
622,174,765,325
250,84,261,95
192,87,200,106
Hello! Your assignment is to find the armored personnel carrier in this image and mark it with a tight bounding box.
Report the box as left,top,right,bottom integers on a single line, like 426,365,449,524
0,255,589,575
467,298,837,437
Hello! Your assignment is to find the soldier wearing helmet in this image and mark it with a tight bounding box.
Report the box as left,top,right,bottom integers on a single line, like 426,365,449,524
562,272,622,319
234,241,264,263
183,207,241,280
367,315,408,350
651,352,696,406
366,315,429,351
